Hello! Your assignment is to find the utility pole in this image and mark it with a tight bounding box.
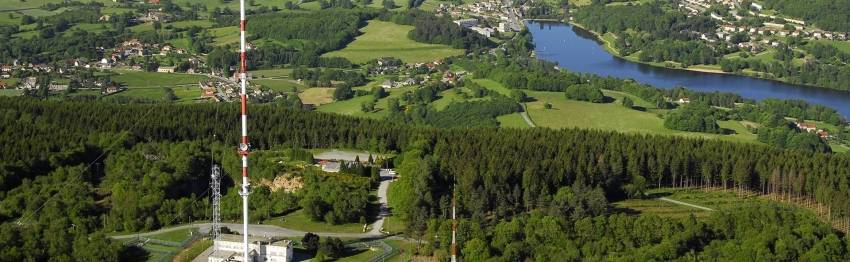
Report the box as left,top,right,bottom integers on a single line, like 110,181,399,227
237,0,251,259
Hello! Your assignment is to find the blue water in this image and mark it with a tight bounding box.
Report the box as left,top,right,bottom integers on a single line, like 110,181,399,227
527,21,850,117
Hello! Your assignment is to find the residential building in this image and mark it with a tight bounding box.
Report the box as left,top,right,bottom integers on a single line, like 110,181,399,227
796,122,818,132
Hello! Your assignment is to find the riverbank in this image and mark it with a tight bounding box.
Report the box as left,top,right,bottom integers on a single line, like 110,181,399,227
564,21,848,91
569,21,730,75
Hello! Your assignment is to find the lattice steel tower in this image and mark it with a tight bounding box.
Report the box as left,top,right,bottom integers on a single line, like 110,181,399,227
210,164,222,250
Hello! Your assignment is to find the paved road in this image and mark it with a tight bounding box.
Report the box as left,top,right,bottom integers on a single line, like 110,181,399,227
659,197,715,211
113,170,397,240
520,103,536,127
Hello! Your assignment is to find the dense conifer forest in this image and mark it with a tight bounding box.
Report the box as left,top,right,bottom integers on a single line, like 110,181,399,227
1,97,849,260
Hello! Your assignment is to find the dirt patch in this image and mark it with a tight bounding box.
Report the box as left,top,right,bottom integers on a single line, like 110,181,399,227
259,173,304,193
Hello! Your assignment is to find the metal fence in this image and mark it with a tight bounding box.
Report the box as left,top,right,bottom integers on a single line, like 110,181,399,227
124,228,205,262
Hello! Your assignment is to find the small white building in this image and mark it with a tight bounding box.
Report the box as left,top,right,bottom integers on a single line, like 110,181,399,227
321,161,341,173
453,18,478,28
157,66,176,73
209,234,293,262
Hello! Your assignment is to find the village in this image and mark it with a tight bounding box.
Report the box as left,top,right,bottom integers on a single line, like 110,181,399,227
435,0,523,38
679,0,849,53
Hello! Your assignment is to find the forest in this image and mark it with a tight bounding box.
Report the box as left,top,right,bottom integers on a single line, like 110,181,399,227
1,97,849,259
762,0,850,32
663,102,724,134
381,10,494,50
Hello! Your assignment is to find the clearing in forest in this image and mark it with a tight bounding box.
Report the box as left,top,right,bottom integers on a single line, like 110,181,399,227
323,20,464,64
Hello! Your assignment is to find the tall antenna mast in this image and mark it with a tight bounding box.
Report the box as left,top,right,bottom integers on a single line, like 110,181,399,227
237,0,251,260
210,164,222,250
451,187,458,262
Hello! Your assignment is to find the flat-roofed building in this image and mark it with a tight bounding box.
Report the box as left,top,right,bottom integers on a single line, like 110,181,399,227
208,234,293,262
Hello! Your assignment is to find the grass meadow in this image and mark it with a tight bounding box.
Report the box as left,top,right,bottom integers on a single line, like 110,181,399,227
323,20,464,64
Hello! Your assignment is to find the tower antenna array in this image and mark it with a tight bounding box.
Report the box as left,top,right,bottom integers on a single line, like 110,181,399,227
237,0,252,260
210,164,222,250
451,187,458,262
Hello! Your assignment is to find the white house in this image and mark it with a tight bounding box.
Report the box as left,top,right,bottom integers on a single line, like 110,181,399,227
208,234,293,262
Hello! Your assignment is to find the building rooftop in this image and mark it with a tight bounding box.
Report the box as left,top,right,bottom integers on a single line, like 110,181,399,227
216,234,292,246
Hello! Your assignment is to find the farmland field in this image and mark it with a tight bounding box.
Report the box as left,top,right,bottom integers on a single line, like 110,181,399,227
298,87,335,105
110,71,209,88
323,20,464,64
524,90,759,143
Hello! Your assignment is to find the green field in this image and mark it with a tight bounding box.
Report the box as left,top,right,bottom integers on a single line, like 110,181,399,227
298,87,335,105
147,228,194,243
317,94,377,117
496,113,529,128
173,239,212,262
323,20,464,64
210,26,240,46
472,78,512,96
265,209,365,234
253,79,303,93
0,89,22,96
613,188,754,219
253,68,294,78
813,39,850,54
524,90,759,143
111,71,209,88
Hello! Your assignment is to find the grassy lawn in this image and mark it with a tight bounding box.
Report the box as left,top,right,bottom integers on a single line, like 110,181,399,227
323,20,464,64
472,78,512,96
0,89,22,96
172,86,203,103
317,95,376,117
253,68,294,78
147,228,194,243
367,0,408,10
253,79,303,93
116,88,166,100
0,0,115,11
337,248,381,262
613,188,754,219
831,143,849,153
525,90,759,143
812,39,850,54
173,239,212,262
111,71,209,88
265,209,365,234
385,240,418,262
298,87,335,105
497,113,529,128
210,26,239,46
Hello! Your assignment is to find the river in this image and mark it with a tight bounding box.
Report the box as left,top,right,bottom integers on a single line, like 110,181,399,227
527,21,850,117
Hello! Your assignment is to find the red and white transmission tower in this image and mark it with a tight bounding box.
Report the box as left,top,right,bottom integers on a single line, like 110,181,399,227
237,0,251,260
451,188,458,262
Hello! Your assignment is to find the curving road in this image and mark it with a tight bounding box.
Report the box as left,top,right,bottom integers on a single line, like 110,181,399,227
113,170,397,240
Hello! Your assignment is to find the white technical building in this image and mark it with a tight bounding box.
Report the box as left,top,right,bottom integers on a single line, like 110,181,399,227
453,18,478,28
208,234,293,262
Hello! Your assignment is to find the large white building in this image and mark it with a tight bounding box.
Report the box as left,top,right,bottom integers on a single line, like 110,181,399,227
208,234,293,262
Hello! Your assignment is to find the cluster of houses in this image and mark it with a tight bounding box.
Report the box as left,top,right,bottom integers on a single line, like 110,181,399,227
795,121,832,139
438,0,519,38
680,0,849,53
366,57,468,88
